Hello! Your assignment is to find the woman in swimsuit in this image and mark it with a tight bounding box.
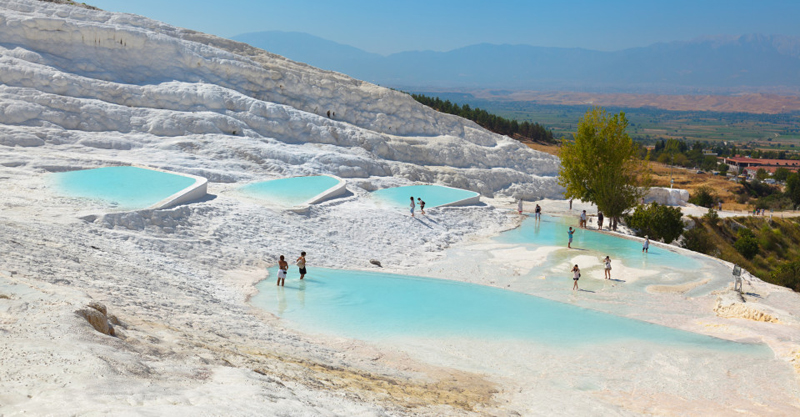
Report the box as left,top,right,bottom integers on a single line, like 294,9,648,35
604,256,611,280
572,264,580,291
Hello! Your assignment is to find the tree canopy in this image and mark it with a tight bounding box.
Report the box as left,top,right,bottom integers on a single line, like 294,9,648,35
558,107,650,230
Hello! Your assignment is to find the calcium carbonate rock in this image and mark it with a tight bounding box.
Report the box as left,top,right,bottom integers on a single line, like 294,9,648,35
76,307,114,336
645,187,690,206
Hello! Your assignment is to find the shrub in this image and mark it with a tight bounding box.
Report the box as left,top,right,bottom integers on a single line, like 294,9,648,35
625,203,684,243
688,186,716,208
771,260,800,292
734,228,759,260
703,208,720,227
681,224,714,254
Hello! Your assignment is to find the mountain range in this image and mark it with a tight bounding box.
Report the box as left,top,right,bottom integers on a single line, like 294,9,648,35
232,32,800,95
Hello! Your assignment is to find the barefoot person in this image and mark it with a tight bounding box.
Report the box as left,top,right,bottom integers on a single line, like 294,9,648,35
517,198,523,215
572,264,581,290
417,198,426,215
409,196,415,217
643,236,650,253
580,210,587,228
604,256,612,280
277,255,288,286
597,211,604,230
535,204,542,220
296,251,307,280
567,227,574,249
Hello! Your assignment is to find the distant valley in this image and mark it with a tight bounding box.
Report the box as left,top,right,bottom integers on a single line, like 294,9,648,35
233,31,800,112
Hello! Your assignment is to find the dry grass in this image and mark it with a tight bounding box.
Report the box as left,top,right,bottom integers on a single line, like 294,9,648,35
647,163,748,209
524,142,749,209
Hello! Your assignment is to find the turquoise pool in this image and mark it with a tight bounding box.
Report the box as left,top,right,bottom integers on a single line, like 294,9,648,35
51,166,197,210
253,267,764,354
371,184,479,209
239,175,341,207
494,214,703,270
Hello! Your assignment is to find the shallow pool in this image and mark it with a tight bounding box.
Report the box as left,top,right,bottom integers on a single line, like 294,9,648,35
239,175,341,207
494,214,703,270
51,166,197,210
253,266,764,354
371,184,479,209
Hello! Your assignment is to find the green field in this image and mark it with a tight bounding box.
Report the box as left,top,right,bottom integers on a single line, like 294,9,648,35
416,92,800,149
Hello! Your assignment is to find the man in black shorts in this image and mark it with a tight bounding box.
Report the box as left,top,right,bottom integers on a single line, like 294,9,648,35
295,251,307,279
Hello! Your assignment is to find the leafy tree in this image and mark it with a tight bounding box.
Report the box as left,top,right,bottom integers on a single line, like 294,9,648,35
734,228,759,260
717,163,729,175
625,203,684,243
704,207,720,227
785,172,800,209
773,167,790,182
771,260,800,292
688,186,716,208
681,223,714,254
559,107,650,231
756,168,769,181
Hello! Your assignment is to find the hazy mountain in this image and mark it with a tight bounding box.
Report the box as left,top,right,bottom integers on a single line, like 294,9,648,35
232,32,800,94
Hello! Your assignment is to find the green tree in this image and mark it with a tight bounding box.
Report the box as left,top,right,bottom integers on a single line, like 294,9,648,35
559,107,650,230
625,203,684,243
681,223,714,254
771,260,800,292
786,172,800,209
734,228,759,260
688,186,717,208
773,167,790,182
756,168,769,181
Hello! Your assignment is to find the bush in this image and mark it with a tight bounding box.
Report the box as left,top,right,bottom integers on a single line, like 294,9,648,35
703,208,720,227
734,228,759,260
688,186,717,208
625,203,684,243
682,223,714,254
771,260,800,292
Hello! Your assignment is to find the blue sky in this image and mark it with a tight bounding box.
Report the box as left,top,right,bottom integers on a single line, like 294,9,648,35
91,0,800,55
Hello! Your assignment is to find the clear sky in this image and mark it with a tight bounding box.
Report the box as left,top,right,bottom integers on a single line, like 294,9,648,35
90,0,800,55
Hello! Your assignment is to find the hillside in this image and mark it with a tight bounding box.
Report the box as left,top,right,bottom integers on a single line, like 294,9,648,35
234,31,800,96
686,215,800,291
0,1,561,199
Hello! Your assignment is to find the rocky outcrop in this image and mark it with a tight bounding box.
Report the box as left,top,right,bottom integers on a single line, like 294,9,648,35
713,292,779,323
645,187,689,206
76,302,119,336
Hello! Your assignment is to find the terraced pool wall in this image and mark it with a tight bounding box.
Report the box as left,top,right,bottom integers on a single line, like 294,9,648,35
289,175,347,213
143,166,208,210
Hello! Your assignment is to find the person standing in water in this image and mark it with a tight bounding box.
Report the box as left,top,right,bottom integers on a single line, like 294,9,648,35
604,256,612,280
296,251,307,280
417,198,426,216
535,204,542,220
517,199,523,215
597,211,604,230
277,255,288,286
572,264,581,290
643,236,650,253
409,196,415,217
567,227,574,248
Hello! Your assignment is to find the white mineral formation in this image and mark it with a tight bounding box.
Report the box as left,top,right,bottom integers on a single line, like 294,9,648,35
1,1,799,416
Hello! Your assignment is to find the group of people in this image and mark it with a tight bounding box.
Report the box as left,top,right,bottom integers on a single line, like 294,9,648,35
276,252,307,286
516,200,542,220
410,197,426,217
571,255,613,290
